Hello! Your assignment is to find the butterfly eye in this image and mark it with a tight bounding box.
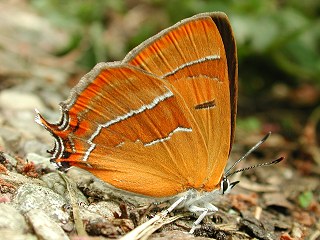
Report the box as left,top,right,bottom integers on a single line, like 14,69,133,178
220,177,229,195
220,177,239,195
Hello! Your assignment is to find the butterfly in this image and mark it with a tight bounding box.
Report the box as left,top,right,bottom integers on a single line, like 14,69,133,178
36,12,282,235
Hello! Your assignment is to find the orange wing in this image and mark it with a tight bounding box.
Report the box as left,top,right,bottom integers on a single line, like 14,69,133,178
36,12,237,197
124,12,238,190
37,65,209,197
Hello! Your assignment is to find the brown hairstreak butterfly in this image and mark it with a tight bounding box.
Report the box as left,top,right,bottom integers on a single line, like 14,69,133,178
36,12,283,235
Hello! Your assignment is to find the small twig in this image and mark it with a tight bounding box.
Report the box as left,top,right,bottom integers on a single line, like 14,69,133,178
120,212,185,240
254,206,262,220
58,172,87,236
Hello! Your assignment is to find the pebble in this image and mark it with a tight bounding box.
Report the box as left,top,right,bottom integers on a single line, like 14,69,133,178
26,209,69,240
41,172,88,205
13,183,71,225
0,126,21,152
23,140,51,157
0,89,45,111
26,152,55,171
2,152,18,166
0,230,37,240
0,203,28,233
5,109,44,140
0,171,45,188
87,201,121,221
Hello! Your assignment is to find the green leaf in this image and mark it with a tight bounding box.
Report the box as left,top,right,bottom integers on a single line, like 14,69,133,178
298,191,313,208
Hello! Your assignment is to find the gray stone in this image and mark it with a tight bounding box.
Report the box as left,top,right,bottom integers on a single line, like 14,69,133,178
13,183,70,225
0,203,28,233
2,152,18,166
26,209,69,240
0,230,37,240
41,172,88,205
87,201,121,221
26,152,55,171
23,140,51,157
0,126,21,152
0,89,45,111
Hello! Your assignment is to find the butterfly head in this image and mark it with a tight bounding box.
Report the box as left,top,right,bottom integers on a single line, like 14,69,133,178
219,132,284,195
220,176,239,195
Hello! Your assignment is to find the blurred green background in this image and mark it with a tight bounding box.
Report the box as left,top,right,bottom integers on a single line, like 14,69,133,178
30,0,320,139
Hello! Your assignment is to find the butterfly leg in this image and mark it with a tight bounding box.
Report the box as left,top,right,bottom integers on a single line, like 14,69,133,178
161,195,188,217
188,203,218,234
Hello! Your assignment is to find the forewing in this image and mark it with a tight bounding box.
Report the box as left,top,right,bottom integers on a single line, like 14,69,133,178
124,12,238,190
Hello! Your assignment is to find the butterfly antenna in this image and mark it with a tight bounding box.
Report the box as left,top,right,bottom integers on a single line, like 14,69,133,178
226,157,284,177
224,132,272,177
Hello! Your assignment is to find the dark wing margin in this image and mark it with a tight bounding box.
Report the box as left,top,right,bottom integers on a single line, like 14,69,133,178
210,12,238,150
